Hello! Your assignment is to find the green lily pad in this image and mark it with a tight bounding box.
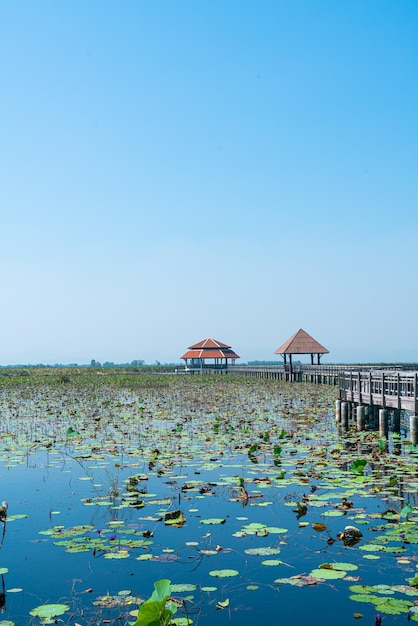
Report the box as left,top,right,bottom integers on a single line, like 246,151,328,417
164,510,186,527
170,584,197,592
310,568,346,579
323,510,345,517
331,562,359,572
29,604,70,620
104,550,130,559
244,547,281,556
374,598,412,615
209,569,239,578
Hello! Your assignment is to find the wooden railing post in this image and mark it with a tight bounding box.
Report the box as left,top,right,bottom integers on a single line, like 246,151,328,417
397,372,401,410
415,373,418,416
381,372,385,408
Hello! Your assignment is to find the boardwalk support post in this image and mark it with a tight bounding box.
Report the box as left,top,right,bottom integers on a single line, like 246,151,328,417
357,405,366,431
341,402,349,429
410,415,418,446
335,400,341,422
379,409,389,438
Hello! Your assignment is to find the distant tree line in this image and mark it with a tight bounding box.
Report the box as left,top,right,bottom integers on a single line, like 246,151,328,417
0,360,184,369
246,360,301,365
90,359,145,367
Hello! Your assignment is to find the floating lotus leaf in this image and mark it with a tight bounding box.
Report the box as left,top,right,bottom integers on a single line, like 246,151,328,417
93,593,141,608
216,598,229,609
29,603,70,620
6,514,28,522
374,598,412,615
50,525,95,538
359,544,383,552
265,526,288,534
104,550,130,559
371,584,396,595
209,569,239,578
323,510,345,517
331,562,359,572
244,547,281,556
136,554,153,560
349,585,372,594
240,522,268,535
170,584,197,592
199,518,226,525
164,510,186,527
310,568,346,579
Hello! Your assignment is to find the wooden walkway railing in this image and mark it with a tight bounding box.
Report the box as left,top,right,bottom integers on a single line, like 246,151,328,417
181,364,418,415
338,369,418,414
227,364,370,385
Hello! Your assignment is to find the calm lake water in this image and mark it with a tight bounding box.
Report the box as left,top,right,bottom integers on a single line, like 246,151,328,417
0,374,416,625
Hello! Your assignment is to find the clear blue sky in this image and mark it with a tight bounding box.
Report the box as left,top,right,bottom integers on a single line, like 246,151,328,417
1,1,417,365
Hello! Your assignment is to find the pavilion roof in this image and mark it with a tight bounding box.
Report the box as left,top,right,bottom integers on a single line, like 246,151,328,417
181,337,240,360
274,329,329,355
188,338,231,350
181,348,240,360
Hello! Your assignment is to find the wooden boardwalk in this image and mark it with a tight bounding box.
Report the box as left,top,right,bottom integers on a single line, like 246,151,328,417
182,364,418,415
227,364,348,384
338,369,418,414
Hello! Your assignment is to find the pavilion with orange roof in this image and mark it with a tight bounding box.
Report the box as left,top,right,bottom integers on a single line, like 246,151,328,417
180,338,240,370
275,329,329,369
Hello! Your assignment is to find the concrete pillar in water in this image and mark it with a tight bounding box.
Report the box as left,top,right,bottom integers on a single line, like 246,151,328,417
379,409,389,438
357,405,366,431
410,415,418,445
335,400,341,423
341,402,349,430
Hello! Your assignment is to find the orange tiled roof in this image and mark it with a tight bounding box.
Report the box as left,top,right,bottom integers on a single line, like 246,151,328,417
181,337,240,360
181,348,240,360
188,338,231,350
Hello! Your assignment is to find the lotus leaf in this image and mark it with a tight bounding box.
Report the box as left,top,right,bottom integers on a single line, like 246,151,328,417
209,569,239,578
